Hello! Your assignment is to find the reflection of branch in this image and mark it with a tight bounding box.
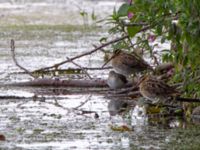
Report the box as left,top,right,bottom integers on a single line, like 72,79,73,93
66,57,92,79
33,35,129,72
74,95,92,109
39,96,98,118
10,39,36,78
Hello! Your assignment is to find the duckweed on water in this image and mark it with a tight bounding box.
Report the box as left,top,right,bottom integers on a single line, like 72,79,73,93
33,128,44,134
16,127,26,133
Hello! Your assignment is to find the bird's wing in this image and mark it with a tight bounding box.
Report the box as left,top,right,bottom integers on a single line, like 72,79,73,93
120,54,142,66
147,77,177,96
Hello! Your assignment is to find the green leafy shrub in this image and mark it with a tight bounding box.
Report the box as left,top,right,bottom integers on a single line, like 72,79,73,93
105,0,200,98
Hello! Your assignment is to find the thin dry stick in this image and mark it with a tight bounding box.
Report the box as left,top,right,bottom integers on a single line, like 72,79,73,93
122,21,148,26
83,66,112,70
33,35,129,72
74,95,92,109
10,39,36,78
66,57,92,79
92,44,108,53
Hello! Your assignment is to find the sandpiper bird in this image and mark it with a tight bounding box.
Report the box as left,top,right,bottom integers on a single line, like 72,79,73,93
107,71,127,89
138,75,179,104
111,50,152,77
139,75,200,105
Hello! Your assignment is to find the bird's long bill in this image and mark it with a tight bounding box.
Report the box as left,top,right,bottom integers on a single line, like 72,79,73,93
101,54,116,68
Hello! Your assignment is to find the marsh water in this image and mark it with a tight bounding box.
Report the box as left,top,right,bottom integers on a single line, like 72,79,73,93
0,0,200,149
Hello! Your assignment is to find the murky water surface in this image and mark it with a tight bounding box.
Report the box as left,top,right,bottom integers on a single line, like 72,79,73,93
0,0,199,149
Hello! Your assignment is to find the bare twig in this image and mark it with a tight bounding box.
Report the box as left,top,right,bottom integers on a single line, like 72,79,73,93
92,44,108,53
83,66,112,70
122,20,148,26
74,95,92,109
10,39,36,78
66,57,92,79
152,53,160,66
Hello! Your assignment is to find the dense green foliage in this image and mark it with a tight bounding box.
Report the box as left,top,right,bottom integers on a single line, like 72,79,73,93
105,0,200,97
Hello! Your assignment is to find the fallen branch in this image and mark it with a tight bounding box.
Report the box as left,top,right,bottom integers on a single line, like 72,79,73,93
10,39,36,78
4,78,108,87
11,25,154,78
33,35,129,73
66,57,92,79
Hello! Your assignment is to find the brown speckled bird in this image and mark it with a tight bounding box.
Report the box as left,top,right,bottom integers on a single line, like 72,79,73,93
111,50,152,77
138,75,179,104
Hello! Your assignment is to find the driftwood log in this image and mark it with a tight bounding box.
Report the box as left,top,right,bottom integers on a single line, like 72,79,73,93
4,78,108,87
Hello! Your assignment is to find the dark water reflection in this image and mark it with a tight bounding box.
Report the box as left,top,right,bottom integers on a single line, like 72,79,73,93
0,91,170,149
0,89,195,149
0,85,199,149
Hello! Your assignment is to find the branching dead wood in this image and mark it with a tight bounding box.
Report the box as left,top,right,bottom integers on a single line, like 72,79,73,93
32,35,129,73
10,39,36,78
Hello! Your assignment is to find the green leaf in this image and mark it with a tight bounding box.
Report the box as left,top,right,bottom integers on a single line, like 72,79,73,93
117,4,130,17
79,11,87,17
127,26,141,37
99,37,107,43
161,36,166,43
156,24,162,35
112,41,128,50
128,6,136,13
91,10,97,21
